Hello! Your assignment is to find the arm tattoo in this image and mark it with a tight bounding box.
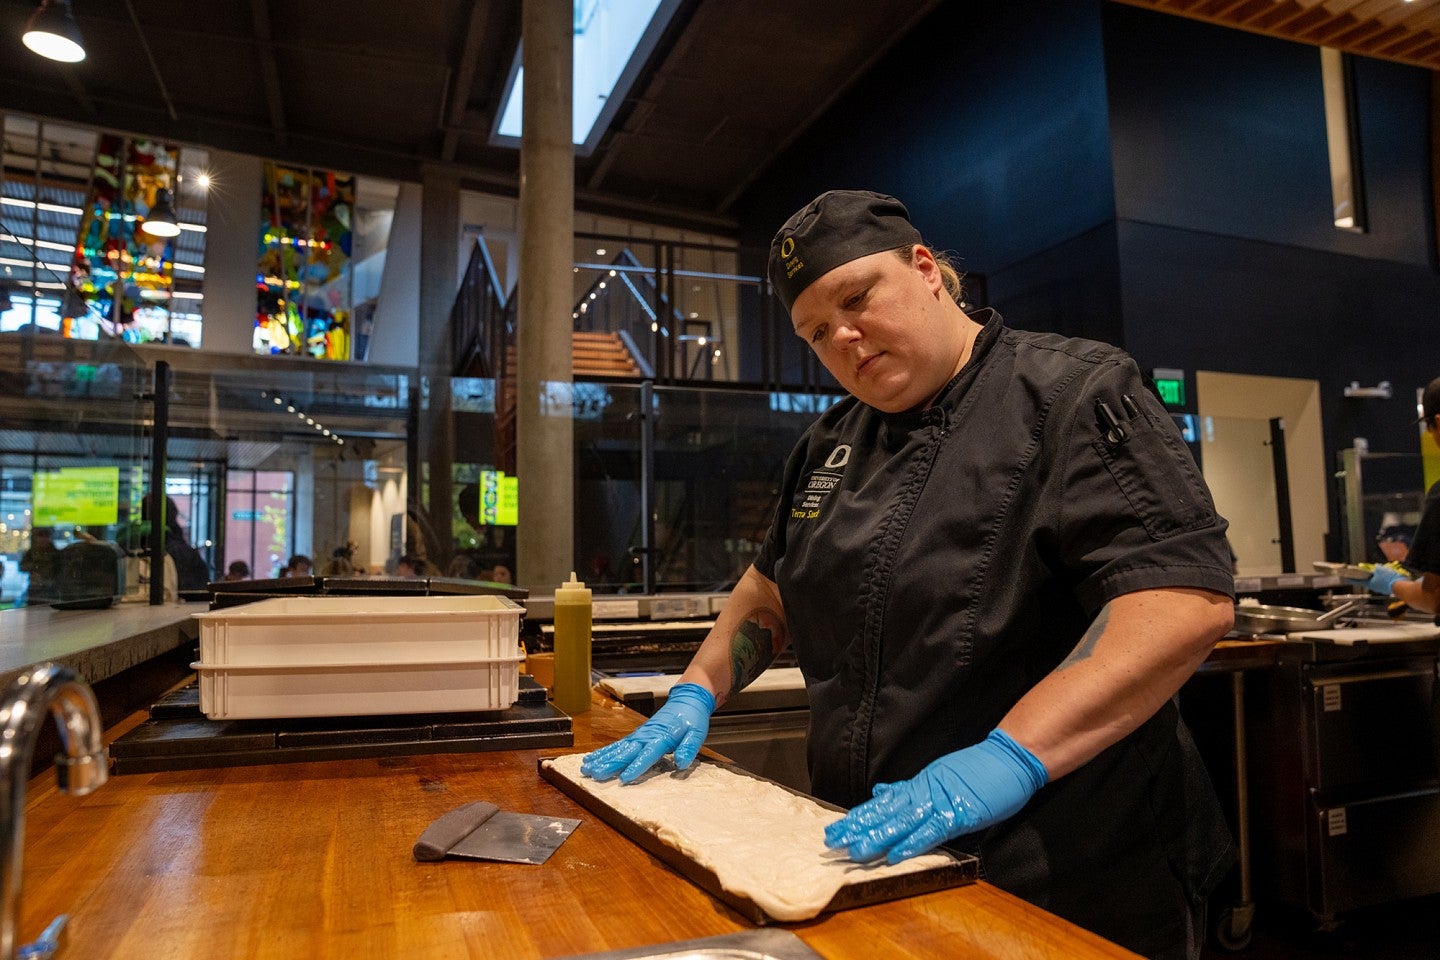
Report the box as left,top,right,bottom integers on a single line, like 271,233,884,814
730,608,786,692
1058,603,1112,671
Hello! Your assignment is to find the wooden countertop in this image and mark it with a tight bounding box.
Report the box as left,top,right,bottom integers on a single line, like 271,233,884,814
17,692,1141,960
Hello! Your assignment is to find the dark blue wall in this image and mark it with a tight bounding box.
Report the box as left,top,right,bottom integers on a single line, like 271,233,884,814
1103,4,1438,462
736,0,1117,341
1103,3,1434,267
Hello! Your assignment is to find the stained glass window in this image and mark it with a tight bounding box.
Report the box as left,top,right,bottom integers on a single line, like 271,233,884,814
1,116,207,345
256,162,355,359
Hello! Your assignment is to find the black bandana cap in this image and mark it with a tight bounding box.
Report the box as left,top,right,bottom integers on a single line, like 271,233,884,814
767,190,923,315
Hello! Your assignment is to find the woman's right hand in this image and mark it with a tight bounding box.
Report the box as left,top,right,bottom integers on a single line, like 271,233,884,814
580,683,717,784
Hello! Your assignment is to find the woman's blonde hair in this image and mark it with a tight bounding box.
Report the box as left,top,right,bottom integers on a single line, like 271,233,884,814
895,245,964,304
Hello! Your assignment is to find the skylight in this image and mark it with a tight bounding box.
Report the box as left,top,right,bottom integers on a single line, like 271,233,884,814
492,0,680,156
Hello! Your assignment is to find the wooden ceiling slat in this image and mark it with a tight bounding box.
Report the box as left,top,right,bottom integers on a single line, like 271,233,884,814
1284,7,1342,33
1391,5,1440,30
1404,7,1440,31
1378,30,1436,56
1348,0,1400,19
1117,0,1440,72
1346,23,1415,52
1402,36,1440,59
1260,4,1326,32
1325,20,1400,49
1303,13,1361,42
1198,0,1250,16
1230,0,1282,27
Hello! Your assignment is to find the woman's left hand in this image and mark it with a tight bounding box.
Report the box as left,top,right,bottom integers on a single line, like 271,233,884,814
823,728,1047,864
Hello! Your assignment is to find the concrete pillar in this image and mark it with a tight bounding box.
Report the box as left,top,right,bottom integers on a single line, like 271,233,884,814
198,149,263,355
515,0,574,591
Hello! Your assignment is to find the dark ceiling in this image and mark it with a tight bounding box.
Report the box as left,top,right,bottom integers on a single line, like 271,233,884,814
0,0,942,231
1,1,1434,233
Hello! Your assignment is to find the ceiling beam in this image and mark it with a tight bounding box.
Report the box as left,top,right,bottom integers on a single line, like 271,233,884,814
250,0,288,147
440,1,492,162
122,0,178,122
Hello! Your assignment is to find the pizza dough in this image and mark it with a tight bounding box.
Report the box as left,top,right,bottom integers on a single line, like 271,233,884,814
542,752,957,921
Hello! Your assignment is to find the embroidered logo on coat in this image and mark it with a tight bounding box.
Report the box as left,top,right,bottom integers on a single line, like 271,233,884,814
791,445,850,521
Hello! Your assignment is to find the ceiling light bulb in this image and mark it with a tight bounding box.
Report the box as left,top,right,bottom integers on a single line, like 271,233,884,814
140,188,181,237
22,0,86,63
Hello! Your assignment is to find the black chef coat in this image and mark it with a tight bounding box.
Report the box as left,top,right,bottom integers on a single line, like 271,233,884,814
755,309,1235,957
1405,479,1440,578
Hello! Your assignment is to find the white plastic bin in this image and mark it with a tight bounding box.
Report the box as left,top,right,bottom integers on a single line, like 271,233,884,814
191,595,525,719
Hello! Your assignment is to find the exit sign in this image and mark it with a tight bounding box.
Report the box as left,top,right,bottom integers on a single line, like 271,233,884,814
1152,368,1186,408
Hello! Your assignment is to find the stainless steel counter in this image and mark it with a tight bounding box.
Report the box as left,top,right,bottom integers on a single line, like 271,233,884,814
0,600,198,688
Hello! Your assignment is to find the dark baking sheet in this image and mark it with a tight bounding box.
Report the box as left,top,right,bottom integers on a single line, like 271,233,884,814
538,756,977,924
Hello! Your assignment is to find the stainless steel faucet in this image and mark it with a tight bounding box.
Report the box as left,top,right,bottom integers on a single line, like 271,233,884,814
0,664,108,960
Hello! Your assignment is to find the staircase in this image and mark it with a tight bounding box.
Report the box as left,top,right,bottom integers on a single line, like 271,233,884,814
572,331,642,377
494,330,642,471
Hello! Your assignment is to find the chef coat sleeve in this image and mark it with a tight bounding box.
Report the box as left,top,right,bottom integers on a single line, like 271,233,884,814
1047,357,1235,614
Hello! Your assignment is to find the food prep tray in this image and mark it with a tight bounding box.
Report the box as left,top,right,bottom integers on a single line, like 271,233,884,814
539,756,977,925
191,594,526,719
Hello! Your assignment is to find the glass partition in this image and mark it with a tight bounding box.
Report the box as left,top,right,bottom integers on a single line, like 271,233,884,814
160,357,411,579
415,375,836,594
0,336,837,604
569,382,839,593
0,333,150,608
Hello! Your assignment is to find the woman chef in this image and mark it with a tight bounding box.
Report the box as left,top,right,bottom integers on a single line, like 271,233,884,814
582,190,1237,960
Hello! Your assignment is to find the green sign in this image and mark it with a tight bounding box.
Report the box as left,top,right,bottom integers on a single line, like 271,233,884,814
1154,377,1185,407
480,470,519,526
32,466,120,526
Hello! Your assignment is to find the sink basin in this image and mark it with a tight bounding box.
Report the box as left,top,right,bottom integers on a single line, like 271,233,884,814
559,930,825,960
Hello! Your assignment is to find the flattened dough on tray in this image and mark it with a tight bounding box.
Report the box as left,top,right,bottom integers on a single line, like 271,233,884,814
542,752,956,921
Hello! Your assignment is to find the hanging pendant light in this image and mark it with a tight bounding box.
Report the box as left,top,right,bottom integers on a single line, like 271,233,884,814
140,188,180,237
22,0,86,63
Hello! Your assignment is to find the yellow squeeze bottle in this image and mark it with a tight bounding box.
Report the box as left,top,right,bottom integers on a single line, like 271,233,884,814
552,572,593,714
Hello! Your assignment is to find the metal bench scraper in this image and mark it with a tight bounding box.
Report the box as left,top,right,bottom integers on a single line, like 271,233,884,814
413,800,580,865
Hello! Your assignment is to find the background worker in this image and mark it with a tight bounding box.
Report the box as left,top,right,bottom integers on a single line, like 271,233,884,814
1350,377,1440,615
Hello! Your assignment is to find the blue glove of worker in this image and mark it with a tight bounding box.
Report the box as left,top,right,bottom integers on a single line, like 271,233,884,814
580,682,716,784
1346,565,1409,597
824,729,1048,865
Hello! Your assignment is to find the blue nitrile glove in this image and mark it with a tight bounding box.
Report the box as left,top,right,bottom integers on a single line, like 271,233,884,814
580,682,716,784
824,728,1048,865
1356,565,1408,597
